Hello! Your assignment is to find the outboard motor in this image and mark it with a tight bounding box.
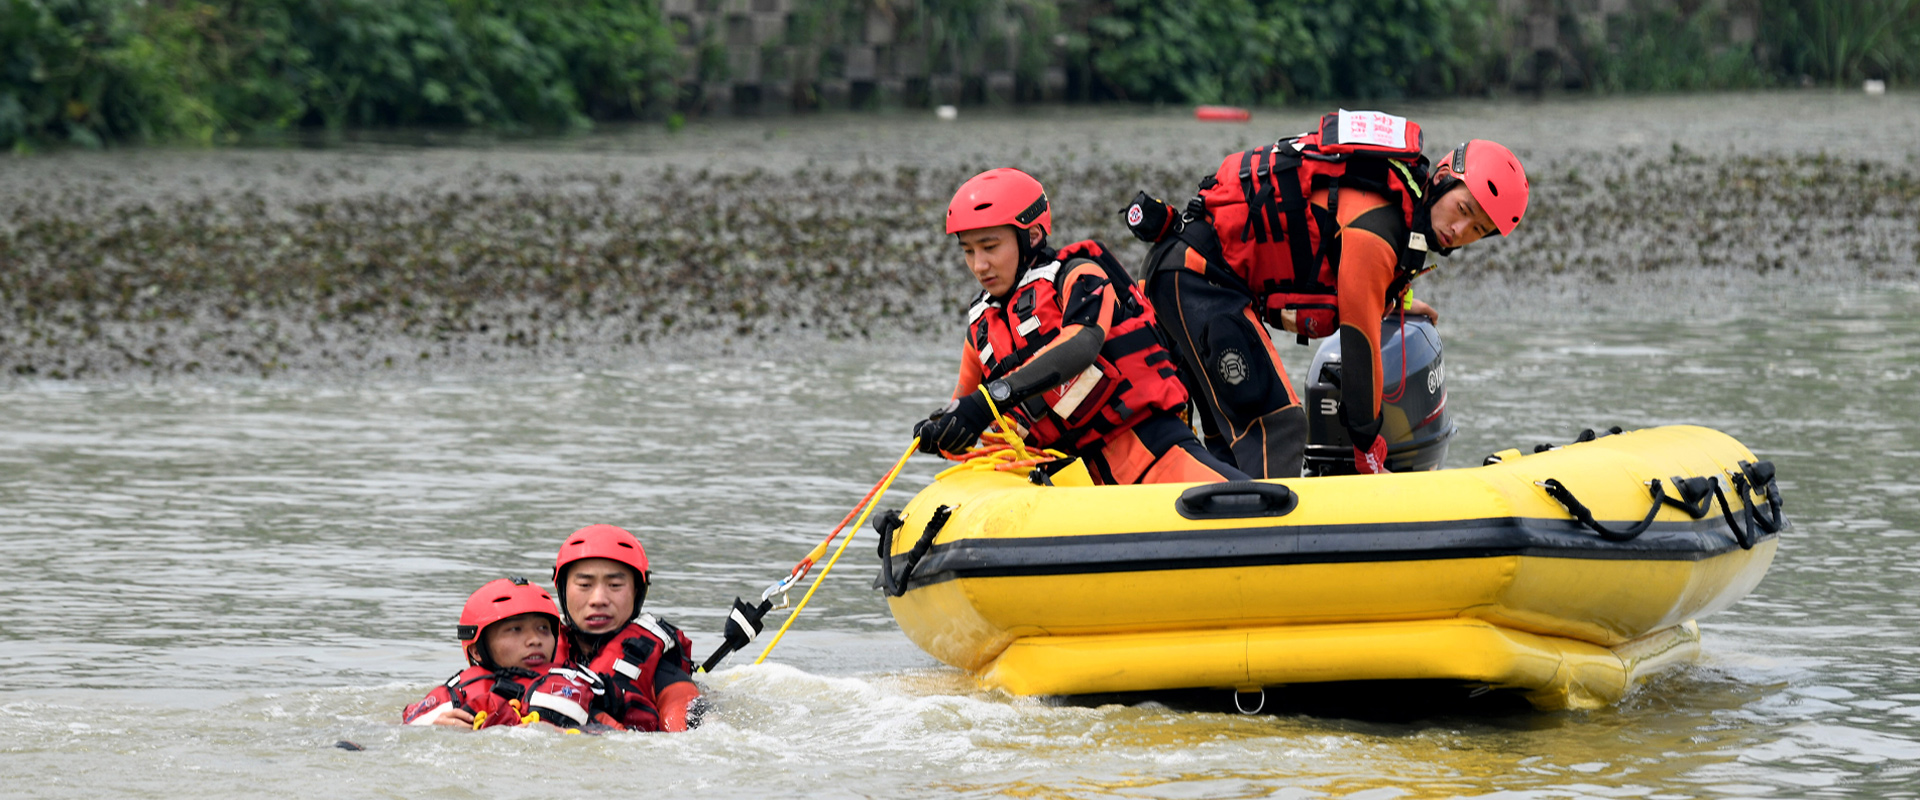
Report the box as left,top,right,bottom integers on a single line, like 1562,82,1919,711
1303,315,1455,476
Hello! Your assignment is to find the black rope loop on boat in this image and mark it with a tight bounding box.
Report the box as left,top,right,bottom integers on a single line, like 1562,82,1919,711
1733,460,1784,534
1661,475,1718,519
1538,477,1665,542
1534,426,1626,453
1702,460,1782,551
1705,479,1754,551
877,505,953,598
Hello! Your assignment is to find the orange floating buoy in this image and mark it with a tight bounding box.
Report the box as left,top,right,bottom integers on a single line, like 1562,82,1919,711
1194,105,1251,122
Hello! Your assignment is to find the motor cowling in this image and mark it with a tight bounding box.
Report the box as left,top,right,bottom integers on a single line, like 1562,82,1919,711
1303,315,1455,476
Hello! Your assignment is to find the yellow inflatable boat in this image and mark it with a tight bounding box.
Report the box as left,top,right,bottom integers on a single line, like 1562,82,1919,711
874,425,1784,710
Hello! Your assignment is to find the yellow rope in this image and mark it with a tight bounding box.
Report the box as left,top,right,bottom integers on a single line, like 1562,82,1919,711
749,388,1065,666
933,387,1069,480
753,439,919,665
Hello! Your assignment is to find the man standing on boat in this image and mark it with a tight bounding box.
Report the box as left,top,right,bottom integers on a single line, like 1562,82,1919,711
1130,110,1528,478
915,168,1247,486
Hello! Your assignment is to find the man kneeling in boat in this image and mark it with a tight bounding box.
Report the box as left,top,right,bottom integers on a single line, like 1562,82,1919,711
1131,110,1528,478
914,168,1247,486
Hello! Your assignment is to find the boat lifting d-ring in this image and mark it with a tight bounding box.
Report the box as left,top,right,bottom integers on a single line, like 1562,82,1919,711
1233,688,1266,715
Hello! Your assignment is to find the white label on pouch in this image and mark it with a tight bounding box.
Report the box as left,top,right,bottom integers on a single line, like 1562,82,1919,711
1336,110,1408,149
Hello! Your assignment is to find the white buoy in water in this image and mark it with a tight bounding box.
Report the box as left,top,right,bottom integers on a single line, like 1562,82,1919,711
936,105,959,121
1865,79,1887,95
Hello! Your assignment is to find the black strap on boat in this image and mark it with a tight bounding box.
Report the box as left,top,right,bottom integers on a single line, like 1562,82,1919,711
1538,477,1665,542
877,505,953,597
1536,426,1626,453
1706,479,1755,550
1662,475,1717,519
1733,460,1784,534
1703,460,1783,551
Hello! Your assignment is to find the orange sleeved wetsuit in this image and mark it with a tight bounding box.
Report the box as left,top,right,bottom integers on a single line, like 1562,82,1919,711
1322,186,1401,448
1143,185,1412,478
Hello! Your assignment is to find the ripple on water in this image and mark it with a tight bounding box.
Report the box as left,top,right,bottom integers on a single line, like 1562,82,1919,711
3,288,1919,797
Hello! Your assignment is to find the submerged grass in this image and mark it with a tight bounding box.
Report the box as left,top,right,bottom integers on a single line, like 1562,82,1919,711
2,147,1917,379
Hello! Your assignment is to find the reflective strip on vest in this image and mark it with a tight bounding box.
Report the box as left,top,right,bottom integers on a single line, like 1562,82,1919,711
613,658,641,680
550,667,603,695
966,297,990,324
406,700,457,726
978,343,994,365
529,691,590,726
1019,262,1061,288
1050,365,1104,419
636,614,678,655
1016,315,1041,336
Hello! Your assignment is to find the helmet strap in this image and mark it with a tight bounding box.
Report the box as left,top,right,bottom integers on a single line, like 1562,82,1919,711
1414,176,1462,258
469,639,500,670
1017,227,1052,275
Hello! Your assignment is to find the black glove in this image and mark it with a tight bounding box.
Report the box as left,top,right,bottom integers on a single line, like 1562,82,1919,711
723,597,771,648
700,597,774,673
914,393,995,455
912,415,944,454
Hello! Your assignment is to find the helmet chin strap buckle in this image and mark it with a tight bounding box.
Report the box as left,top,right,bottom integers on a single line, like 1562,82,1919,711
1407,232,1430,252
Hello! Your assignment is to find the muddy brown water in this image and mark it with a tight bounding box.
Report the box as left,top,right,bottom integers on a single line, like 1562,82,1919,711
2,92,1919,798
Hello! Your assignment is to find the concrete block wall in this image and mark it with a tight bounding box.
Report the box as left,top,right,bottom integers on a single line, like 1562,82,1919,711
666,0,1768,114
1502,0,1763,90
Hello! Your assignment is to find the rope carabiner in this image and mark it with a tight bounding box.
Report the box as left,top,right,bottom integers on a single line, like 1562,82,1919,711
753,439,919,665
757,446,909,607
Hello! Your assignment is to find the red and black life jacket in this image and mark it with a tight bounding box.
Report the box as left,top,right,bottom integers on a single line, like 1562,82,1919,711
1194,110,1436,342
577,614,696,733
402,662,596,729
966,239,1187,452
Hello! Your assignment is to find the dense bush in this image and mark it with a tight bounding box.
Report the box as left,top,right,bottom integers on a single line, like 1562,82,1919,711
1762,0,1920,85
2,0,679,151
5,0,1920,151
1082,0,1495,104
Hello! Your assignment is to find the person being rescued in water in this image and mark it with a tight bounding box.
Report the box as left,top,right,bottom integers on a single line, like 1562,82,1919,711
1130,110,1528,478
552,524,705,732
402,577,598,730
914,168,1248,486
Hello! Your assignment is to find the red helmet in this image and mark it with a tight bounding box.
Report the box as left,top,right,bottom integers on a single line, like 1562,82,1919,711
1449,140,1528,236
456,577,560,663
946,168,1051,236
552,524,651,626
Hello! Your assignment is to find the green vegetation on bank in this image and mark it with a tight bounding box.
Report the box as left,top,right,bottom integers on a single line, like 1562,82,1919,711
4,0,1920,151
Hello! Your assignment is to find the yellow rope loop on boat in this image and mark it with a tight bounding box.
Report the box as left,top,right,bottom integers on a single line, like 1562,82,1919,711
933,388,1069,480
752,439,919,666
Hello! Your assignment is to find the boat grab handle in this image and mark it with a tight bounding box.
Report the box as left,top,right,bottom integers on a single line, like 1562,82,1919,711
876,505,953,597
1176,481,1299,520
1537,478,1664,542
